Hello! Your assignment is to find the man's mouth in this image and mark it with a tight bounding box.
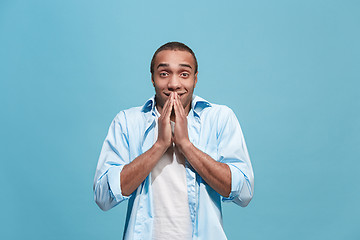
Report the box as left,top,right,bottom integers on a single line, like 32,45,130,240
164,92,186,97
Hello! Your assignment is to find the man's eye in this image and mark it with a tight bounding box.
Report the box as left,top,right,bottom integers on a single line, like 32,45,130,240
160,72,168,77
181,73,189,77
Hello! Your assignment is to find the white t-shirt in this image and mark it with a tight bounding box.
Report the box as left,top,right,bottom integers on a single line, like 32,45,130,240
151,110,192,240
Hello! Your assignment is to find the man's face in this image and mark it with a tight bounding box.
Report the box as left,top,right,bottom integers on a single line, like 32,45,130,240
152,50,198,114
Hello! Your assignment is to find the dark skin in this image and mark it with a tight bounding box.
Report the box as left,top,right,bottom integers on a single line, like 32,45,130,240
120,50,231,197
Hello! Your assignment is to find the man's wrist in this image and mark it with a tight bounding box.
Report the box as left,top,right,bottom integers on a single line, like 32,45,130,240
176,139,193,155
153,140,169,154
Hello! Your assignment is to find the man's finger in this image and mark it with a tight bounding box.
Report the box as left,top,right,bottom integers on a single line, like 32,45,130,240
173,93,180,117
177,94,186,116
161,94,172,117
174,93,185,117
164,92,174,119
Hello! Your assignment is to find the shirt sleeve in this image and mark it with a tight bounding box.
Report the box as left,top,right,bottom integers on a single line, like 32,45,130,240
93,111,131,211
217,107,254,207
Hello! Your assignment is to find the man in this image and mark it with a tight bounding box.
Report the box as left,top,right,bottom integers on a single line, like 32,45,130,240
93,42,254,240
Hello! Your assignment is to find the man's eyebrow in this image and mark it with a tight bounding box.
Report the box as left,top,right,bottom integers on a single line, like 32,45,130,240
157,63,169,69
179,64,192,69
156,63,192,69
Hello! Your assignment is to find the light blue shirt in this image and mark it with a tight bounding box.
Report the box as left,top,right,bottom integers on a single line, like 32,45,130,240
93,95,254,240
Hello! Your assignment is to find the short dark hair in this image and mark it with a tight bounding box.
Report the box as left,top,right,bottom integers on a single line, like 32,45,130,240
150,42,198,74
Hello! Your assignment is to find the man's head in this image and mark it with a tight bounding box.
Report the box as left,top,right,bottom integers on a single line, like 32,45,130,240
150,42,198,75
151,42,198,115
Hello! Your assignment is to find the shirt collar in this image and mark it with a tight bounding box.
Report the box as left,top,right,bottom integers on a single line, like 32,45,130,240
191,95,212,118
141,95,211,118
141,96,156,113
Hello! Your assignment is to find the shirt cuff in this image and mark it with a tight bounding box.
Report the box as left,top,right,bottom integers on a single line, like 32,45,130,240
222,163,244,202
107,165,131,202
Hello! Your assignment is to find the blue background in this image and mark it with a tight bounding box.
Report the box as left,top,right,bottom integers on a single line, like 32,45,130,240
1,0,359,239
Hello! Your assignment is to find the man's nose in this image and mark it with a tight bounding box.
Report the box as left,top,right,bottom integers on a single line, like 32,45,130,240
167,75,181,90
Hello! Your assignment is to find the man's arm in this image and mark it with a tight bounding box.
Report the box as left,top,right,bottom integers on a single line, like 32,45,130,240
93,111,131,211
120,94,174,196
179,142,231,197
94,95,175,210
173,94,231,197
120,142,166,196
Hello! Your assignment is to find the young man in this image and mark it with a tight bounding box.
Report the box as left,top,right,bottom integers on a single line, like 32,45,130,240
93,42,254,240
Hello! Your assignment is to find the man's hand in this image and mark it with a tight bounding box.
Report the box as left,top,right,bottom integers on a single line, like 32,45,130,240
120,93,174,197
155,92,174,152
172,93,231,197
173,93,191,151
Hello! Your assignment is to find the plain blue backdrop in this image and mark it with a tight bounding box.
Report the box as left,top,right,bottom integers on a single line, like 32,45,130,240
1,0,359,239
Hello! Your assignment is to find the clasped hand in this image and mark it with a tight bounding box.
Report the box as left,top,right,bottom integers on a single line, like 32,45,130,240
156,92,190,152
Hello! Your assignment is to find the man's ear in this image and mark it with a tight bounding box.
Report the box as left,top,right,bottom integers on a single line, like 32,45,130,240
194,72,198,87
151,75,155,87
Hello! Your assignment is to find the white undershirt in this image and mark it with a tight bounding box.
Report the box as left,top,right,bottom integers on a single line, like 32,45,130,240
151,109,192,240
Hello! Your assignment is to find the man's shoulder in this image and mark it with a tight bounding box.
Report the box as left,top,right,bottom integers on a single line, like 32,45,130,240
123,105,145,115
200,100,234,118
209,102,232,112
113,105,146,122
196,99,240,130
